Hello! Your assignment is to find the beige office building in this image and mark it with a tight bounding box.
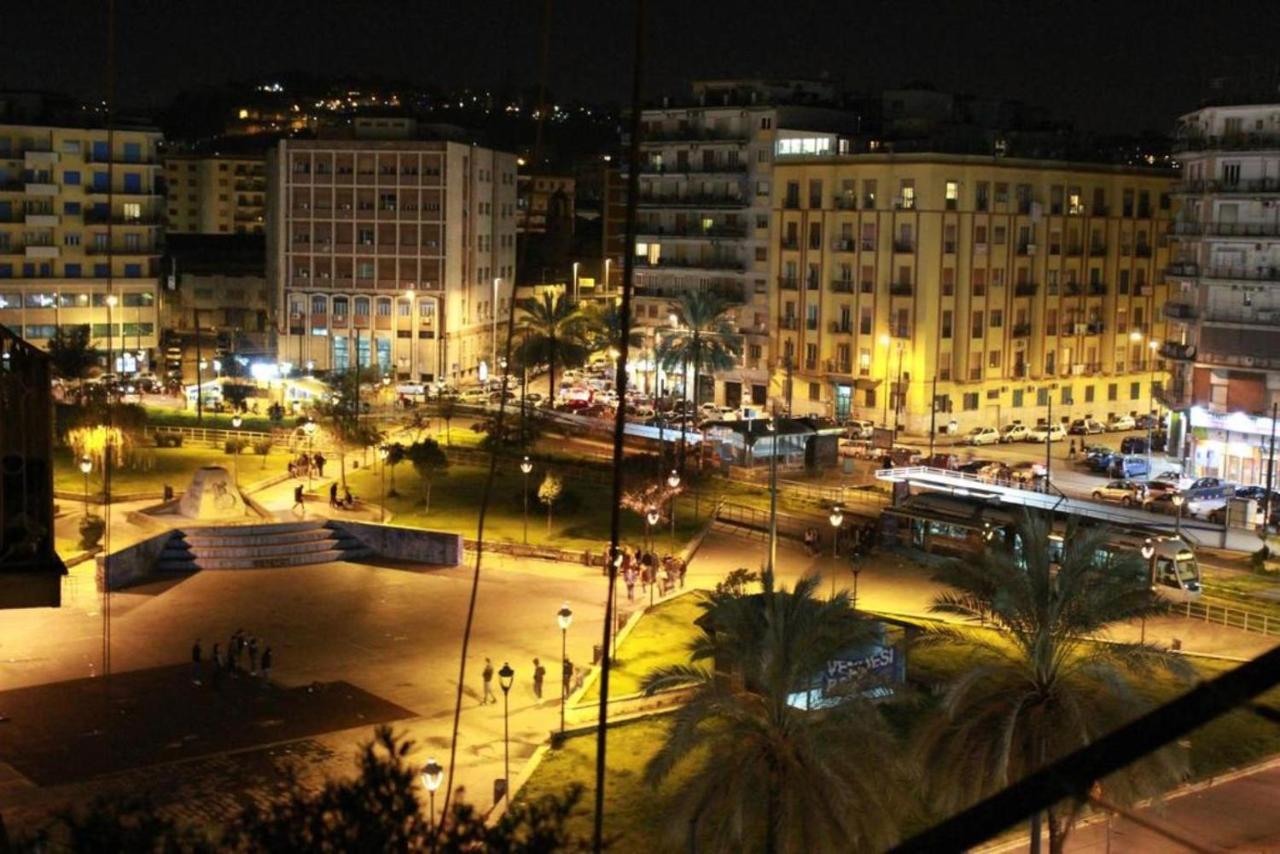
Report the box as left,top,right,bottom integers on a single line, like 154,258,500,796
267,135,517,383
0,123,162,370
164,154,266,235
770,153,1177,433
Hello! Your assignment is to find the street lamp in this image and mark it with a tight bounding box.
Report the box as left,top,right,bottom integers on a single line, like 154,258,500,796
1140,538,1156,644
666,468,680,550
421,758,444,833
79,455,92,518
557,602,573,736
230,413,242,490
1147,338,1159,470
520,456,533,543
303,419,318,489
378,445,388,523
403,288,416,381
828,504,844,597
498,661,514,805
197,357,208,415
1172,493,1185,537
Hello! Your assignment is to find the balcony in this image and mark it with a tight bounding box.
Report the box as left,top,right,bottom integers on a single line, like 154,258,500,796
25,212,58,226
1065,282,1084,296
825,358,853,374
84,211,162,226
1135,244,1153,258
87,243,157,256
638,162,748,175
1201,266,1280,284
805,318,819,331
1200,307,1280,328
640,128,750,144
828,321,853,334
1086,322,1105,335
1014,282,1039,297
860,239,876,251
23,150,57,166
780,237,799,250
831,238,856,252
893,240,914,253
1173,132,1280,153
890,282,913,296
974,242,988,254
1093,205,1110,216
1198,351,1280,371
1173,178,1280,195
24,182,58,196
636,224,747,240
830,279,854,293
1011,323,1031,338
778,316,798,330
1089,242,1107,254
1160,341,1196,361
1164,301,1197,320
1164,262,1199,278
636,256,746,273
636,192,746,208
24,245,58,259
777,277,799,291
1171,220,1280,239
834,197,857,211
1088,283,1108,296
1016,243,1037,256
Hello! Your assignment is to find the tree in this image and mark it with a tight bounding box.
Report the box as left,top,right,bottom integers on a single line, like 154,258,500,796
580,299,644,358
434,392,457,447
382,442,405,497
656,291,742,466
642,574,910,852
914,512,1191,854
516,291,590,400
405,439,448,514
220,354,253,412
538,472,563,534
46,324,98,383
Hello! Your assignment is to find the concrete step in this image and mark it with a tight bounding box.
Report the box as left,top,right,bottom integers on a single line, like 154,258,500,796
189,546,374,570
179,519,326,539
186,538,349,560
181,527,333,548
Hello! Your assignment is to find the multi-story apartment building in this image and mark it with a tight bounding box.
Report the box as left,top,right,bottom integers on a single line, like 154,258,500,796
163,154,267,235
0,123,163,371
1166,102,1280,482
770,151,1176,434
267,131,517,384
516,172,575,235
629,80,860,407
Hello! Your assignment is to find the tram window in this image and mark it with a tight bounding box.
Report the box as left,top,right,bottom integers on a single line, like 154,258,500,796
1156,558,1181,587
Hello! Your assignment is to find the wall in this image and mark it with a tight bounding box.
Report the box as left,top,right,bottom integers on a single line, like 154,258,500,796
99,531,177,590
328,520,462,566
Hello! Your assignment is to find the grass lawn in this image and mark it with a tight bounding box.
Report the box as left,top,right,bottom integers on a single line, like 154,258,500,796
53,445,296,497
580,594,708,703
144,408,280,434
341,461,705,552
520,605,1280,850
1200,567,1280,620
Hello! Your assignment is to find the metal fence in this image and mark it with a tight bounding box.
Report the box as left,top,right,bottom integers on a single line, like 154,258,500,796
775,478,890,509
1174,598,1280,636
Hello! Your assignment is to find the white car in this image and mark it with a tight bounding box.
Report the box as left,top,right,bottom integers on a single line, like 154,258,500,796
1000,423,1030,443
1026,423,1067,443
460,388,490,403
963,426,1000,446
1107,415,1136,431
846,419,876,439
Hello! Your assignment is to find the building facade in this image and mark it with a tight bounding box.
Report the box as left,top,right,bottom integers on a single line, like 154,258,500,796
0,123,163,372
268,136,517,384
163,154,266,235
629,80,860,408
769,153,1176,433
1166,102,1280,482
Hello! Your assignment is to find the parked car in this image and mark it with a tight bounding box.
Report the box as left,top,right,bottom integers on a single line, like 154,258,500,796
1026,423,1067,443
845,419,876,439
1150,429,1169,453
1087,452,1120,473
1008,460,1048,483
1188,477,1224,491
1068,418,1106,435
963,426,1001,446
922,453,962,470
1092,479,1147,506
1108,455,1150,479
957,458,998,474
1107,414,1136,431
1138,480,1180,506
838,438,869,458
999,423,1030,443
1135,413,1163,430
1120,436,1149,454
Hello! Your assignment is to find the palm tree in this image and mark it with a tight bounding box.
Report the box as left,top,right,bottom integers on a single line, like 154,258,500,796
580,300,644,359
914,512,1190,854
515,291,590,400
643,575,910,852
656,291,741,465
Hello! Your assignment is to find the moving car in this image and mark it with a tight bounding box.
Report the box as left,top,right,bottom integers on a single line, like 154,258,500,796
1026,423,1067,443
1120,436,1149,455
1068,418,1106,435
999,423,1030,443
963,426,1001,446
1107,414,1136,431
1108,455,1150,479
1092,479,1147,506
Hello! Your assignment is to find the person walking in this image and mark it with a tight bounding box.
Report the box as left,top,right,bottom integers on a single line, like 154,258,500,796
260,646,273,682
248,636,260,676
288,460,297,479
314,452,326,477
482,657,497,704
191,638,203,685
1068,438,1077,460
532,657,546,700
562,656,573,700
329,481,339,508
623,566,636,602
293,484,306,515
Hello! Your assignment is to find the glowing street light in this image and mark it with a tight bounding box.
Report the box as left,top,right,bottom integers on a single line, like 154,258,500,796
557,602,573,735
666,468,680,549
828,504,844,596
421,758,444,833
498,661,515,804
520,455,533,543
78,455,92,518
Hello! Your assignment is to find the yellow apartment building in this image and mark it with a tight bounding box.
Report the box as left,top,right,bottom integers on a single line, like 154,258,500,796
164,154,266,235
771,153,1177,434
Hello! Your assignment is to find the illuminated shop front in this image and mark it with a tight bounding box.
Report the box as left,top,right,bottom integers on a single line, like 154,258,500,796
1187,406,1279,485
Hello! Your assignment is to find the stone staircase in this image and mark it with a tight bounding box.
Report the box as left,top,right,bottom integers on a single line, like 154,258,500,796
156,520,373,572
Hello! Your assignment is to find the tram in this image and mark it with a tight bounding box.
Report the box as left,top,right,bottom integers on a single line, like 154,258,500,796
881,493,1202,602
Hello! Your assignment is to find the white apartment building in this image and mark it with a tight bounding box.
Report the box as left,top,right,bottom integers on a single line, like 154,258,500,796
1167,102,1280,481
630,80,859,409
267,133,518,384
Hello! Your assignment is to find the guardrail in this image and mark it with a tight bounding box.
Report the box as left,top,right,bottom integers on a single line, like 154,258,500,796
776,478,890,509
148,425,276,446
1176,598,1280,637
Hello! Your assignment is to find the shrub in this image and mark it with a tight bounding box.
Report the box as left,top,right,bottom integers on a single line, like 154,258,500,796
154,432,184,448
252,439,273,456
224,438,248,455
78,514,106,551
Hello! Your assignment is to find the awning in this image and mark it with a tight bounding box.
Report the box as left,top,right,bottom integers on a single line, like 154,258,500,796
854,378,882,390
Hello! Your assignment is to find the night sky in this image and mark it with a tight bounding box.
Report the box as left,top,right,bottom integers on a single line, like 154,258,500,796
2,0,1278,132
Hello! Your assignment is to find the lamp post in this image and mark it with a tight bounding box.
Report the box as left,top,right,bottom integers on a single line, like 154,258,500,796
1140,538,1156,644
230,413,242,489
303,419,317,490
851,564,862,610
666,468,680,551
572,260,580,303
646,507,660,602
421,758,444,834
1172,493,1185,537
492,277,501,379
403,288,416,382
498,661,514,805
1147,338,1159,471
557,602,573,736
378,445,388,523
828,504,844,598
520,456,533,544
79,455,92,518
197,357,207,416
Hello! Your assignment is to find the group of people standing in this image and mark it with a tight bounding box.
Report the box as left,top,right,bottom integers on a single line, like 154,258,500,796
479,656,578,705
617,545,686,602
803,521,878,557
288,452,326,480
191,629,273,688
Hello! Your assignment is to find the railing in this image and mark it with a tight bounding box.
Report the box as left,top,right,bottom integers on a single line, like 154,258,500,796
636,193,746,207
641,128,750,143
834,197,857,210
824,357,853,372
1198,351,1280,370
1011,323,1031,338
1164,262,1199,277
830,279,854,293
892,240,914,253
636,224,747,239
1174,132,1280,152
777,316,798,330
777,277,799,291
1164,301,1198,320
1014,282,1039,297
638,162,748,175
1066,245,1084,256
1200,266,1280,283
780,238,799,250
890,282,913,296
636,256,746,273
1174,177,1280,194
1172,220,1280,238
1175,598,1280,636
831,239,856,252
1089,243,1107,254
1088,283,1108,296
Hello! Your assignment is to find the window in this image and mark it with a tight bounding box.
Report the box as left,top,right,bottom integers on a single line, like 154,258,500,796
63,170,81,186
862,179,876,209
898,180,915,210
808,180,822,209
975,182,989,212
1012,389,1023,408
784,181,800,208
941,310,953,339
989,350,1002,368
990,309,1003,328
808,382,821,402
1067,187,1083,215
1045,351,1056,375
942,268,955,296
963,392,980,411
1130,382,1141,400
971,311,984,338
1085,385,1095,403
311,295,327,315
1108,383,1118,402
123,202,141,221
1061,386,1073,405
945,180,959,210
1037,388,1050,406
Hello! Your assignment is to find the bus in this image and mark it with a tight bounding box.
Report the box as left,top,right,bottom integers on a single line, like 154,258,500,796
881,493,1201,602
